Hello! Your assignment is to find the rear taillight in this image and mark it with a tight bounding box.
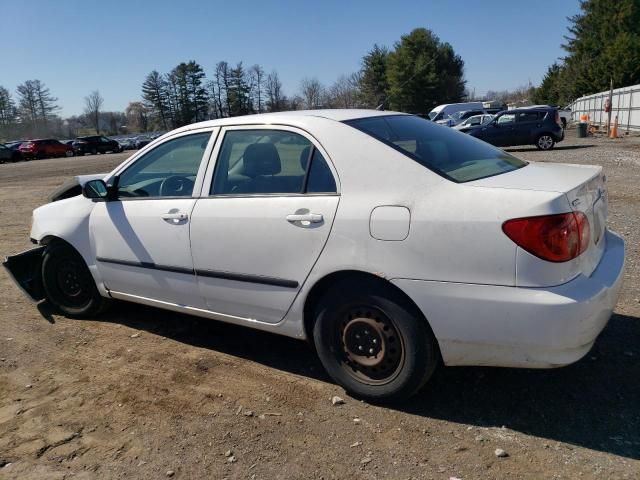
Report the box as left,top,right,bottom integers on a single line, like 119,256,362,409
502,212,590,262
555,111,561,125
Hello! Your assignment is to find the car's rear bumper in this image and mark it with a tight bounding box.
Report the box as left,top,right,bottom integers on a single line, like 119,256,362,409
392,230,625,368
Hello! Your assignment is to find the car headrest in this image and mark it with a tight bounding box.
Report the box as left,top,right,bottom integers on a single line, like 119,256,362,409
243,143,281,177
299,146,311,171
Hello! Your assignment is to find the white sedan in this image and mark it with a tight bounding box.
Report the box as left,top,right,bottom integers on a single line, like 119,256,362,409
3,110,625,401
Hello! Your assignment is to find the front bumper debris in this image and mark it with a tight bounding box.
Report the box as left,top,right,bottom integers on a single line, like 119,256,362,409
2,246,46,302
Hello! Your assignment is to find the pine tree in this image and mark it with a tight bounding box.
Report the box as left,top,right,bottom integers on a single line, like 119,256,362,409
359,44,390,108
536,0,640,104
0,86,16,125
562,0,640,97
142,70,171,129
227,63,251,116
386,28,465,114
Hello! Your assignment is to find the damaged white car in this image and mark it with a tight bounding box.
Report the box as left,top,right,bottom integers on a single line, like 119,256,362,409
4,110,625,401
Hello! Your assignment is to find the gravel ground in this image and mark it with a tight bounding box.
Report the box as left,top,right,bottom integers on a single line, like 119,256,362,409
0,129,639,479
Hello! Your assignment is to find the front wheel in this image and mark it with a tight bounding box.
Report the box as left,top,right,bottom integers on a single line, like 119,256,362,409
41,243,110,317
536,134,555,150
313,278,439,402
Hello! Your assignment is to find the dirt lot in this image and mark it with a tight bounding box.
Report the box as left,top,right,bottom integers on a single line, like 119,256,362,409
1,130,639,479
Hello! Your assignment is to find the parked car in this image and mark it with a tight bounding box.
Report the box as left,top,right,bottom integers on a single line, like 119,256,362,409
3,110,624,401
118,138,137,150
453,114,494,130
429,101,505,124
465,107,565,150
73,136,122,156
5,140,25,150
134,136,152,149
0,143,21,163
18,139,74,159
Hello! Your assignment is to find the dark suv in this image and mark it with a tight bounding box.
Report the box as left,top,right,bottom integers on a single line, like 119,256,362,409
463,107,564,150
73,136,122,156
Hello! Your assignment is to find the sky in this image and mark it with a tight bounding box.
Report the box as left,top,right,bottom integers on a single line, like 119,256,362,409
1,0,582,117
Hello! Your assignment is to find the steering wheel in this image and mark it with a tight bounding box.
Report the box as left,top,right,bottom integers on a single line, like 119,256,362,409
159,175,194,197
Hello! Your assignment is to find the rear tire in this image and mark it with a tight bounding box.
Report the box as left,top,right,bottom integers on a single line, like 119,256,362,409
41,243,110,318
561,118,567,129
536,134,555,150
312,278,439,402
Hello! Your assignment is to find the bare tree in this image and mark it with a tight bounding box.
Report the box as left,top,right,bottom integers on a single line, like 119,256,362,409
16,79,58,137
125,102,148,133
329,73,361,108
300,77,324,109
84,90,104,134
249,65,265,113
265,71,284,112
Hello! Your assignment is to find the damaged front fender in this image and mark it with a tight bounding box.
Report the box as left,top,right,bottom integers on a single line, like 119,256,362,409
2,246,46,302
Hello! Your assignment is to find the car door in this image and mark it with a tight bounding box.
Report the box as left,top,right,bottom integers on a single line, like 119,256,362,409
0,145,11,161
515,111,541,145
54,140,65,156
189,126,340,324
481,112,516,146
90,128,218,307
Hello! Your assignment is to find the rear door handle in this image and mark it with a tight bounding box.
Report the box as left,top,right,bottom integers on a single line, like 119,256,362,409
286,213,323,223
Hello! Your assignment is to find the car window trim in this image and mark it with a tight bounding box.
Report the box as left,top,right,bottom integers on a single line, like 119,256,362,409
204,125,340,198
106,127,219,200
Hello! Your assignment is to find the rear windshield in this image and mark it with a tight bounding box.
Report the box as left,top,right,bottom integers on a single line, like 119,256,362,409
344,114,526,183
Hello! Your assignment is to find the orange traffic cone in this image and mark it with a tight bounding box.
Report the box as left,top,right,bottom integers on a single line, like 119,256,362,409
610,115,619,139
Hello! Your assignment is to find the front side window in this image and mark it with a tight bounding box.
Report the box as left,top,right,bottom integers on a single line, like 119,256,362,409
116,132,210,198
345,115,526,183
497,113,516,124
211,129,336,195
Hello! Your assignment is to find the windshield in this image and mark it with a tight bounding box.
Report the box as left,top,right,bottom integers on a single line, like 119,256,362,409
344,115,527,183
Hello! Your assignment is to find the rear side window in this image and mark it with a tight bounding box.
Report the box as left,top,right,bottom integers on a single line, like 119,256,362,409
345,115,526,183
517,112,540,122
211,130,336,195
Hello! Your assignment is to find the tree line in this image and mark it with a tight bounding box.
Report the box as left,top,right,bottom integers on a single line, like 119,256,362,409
1,27,468,140
0,81,127,140
532,0,640,106
140,28,467,130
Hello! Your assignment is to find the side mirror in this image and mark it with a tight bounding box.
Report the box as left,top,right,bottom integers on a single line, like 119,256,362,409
82,179,111,201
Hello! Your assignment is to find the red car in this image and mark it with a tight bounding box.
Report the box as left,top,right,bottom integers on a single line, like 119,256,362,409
19,139,74,159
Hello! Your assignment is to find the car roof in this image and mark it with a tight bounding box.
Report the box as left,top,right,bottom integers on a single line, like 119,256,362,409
170,109,408,134
507,106,555,112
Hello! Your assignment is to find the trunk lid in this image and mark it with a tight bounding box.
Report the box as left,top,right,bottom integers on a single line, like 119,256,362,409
468,162,607,279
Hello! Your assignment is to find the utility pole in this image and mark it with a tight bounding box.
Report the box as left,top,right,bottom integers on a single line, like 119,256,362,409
606,78,613,136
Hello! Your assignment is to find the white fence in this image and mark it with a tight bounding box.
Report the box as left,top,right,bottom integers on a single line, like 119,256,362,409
568,84,640,131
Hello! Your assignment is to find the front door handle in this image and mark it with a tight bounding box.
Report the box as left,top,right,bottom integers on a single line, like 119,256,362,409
286,213,323,223
161,211,188,224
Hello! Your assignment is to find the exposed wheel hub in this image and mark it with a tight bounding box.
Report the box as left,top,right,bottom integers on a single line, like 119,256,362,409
339,308,404,384
343,317,385,366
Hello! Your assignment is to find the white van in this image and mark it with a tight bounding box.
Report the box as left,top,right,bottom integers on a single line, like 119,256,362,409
429,101,505,127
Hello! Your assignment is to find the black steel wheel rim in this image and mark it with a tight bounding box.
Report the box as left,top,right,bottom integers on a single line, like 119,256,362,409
336,306,405,385
53,259,91,307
